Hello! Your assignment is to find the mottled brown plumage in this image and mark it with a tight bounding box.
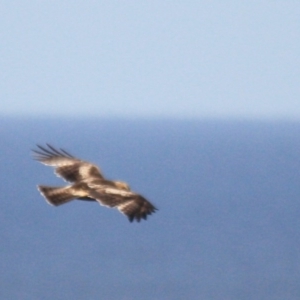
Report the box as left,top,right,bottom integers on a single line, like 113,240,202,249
33,144,157,222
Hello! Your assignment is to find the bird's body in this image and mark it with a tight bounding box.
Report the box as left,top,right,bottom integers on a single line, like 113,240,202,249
33,144,157,222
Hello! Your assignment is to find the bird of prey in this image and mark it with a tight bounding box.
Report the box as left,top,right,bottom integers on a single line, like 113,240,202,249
33,144,157,222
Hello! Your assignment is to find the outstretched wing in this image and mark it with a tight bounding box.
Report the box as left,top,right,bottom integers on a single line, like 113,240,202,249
87,186,157,222
32,144,103,182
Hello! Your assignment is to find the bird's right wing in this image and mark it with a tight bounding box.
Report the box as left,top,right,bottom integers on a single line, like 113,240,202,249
87,185,157,222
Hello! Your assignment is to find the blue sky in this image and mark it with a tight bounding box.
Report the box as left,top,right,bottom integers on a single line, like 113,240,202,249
1,1,299,120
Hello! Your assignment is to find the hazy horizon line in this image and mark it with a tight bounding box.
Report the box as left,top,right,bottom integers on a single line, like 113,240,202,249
1,114,300,124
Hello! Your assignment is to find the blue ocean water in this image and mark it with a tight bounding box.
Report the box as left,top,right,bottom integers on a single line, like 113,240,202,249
0,118,300,299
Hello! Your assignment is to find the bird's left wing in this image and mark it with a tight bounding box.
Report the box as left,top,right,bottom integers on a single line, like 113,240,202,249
32,144,104,182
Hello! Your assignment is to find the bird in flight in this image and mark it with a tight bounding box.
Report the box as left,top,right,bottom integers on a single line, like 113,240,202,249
32,144,157,222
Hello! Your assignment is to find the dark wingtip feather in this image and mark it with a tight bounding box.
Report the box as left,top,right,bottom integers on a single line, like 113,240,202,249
127,203,158,223
32,144,74,160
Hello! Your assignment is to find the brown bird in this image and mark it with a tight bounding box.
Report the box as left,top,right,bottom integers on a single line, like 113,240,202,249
33,144,157,222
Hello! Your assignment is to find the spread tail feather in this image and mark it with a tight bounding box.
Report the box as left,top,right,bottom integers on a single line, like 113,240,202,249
37,185,75,206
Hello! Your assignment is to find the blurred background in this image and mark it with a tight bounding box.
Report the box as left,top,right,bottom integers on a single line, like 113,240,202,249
1,2,300,299
0,1,299,120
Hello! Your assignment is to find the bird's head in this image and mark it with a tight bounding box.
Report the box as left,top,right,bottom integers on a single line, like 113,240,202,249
115,181,130,191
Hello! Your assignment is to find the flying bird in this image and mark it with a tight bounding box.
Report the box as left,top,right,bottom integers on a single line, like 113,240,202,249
33,144,157,222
